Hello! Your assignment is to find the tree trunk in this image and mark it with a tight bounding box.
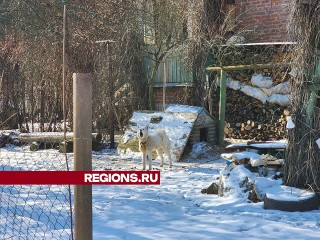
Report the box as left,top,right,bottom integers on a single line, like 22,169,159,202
19,132,102,143
148,60,161,110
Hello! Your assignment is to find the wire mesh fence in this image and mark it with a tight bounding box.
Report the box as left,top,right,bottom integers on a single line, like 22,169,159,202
0,132,73,239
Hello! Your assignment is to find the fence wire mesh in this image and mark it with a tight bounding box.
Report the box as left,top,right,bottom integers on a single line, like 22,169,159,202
0,132,73,239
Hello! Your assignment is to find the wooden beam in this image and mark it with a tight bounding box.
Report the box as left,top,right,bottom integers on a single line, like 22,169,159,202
206,63,290,72
73,73,93,240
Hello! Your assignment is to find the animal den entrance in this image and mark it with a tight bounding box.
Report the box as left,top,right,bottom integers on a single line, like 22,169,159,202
200,128,208,142
117,104,217,161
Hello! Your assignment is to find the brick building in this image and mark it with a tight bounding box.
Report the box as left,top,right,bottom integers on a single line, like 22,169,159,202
151,0,292,110
233,0,291,42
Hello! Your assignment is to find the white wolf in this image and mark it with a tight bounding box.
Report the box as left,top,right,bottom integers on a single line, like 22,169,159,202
137,125,172,170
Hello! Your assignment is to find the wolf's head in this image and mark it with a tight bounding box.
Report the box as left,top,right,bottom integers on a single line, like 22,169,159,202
137,125,149,141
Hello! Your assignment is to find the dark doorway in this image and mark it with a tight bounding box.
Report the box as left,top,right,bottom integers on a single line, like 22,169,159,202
200,128,208,142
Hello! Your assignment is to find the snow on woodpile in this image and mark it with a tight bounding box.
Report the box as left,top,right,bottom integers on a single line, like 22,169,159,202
226,140,287,149
218,73,291,106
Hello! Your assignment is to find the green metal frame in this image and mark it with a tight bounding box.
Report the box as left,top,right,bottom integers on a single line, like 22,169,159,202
306,54,320,122
206,63,290,146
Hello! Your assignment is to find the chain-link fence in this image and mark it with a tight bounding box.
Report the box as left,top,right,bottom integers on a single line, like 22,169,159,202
0,132,73,239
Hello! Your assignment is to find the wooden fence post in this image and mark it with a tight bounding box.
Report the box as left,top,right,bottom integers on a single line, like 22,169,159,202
73,73,92,240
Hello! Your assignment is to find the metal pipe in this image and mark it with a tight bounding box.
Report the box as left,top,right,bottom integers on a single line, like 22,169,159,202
218,69,227,146
206,63,290,72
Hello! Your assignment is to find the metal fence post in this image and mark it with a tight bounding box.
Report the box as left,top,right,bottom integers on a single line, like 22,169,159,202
218,69,226,146
73,73,92,240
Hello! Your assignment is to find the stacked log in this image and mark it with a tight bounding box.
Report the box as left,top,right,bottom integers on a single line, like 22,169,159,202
224,113,288,141
213,89,289,141
211,62,293,141
230,65,292,86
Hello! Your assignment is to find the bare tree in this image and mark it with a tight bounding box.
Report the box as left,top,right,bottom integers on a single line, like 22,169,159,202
284,1,320,192
141,0,189,110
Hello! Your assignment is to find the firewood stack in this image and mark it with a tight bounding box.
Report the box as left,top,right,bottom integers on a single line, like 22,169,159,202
210,60,293,141
213,89,290,141
230,66,291,86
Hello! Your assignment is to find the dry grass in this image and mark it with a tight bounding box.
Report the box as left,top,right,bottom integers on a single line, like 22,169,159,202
284,1,320,193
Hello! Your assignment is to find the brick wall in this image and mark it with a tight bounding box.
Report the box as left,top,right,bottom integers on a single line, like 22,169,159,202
234,0,291,42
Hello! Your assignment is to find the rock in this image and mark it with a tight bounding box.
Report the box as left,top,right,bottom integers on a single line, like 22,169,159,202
201,182,219,194
248,190,261,203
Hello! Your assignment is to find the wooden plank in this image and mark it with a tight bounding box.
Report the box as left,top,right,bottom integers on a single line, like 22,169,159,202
208,127,217,131
177,57,181,83
167,59,171,83
172,58,177,83
190,134,200,138
193,124,216,129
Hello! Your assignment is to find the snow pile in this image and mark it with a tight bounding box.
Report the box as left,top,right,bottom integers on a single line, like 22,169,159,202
286,116,295,129
254,177,315,202
226,34,245,45
268,94,290,106
254,177,282,200
221,151,261,162
249,154,280,167
226,77,242,90
266,185,316,201
220,165,256,198
262,81,291,95
165,104,203,115
250,157,267,167
240,85,268,104
317,138,320,148
226,140,287,149
251,74,273,89
190,142,214,158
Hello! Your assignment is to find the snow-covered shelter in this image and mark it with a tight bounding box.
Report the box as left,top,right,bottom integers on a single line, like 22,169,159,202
118,104,216,161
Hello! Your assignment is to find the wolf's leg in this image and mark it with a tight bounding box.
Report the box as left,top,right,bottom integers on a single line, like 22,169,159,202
157,149,164,167
142,152,146,170
147,150,152,170
165,148,172,168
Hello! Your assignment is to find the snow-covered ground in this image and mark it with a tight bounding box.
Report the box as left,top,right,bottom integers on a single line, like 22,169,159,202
1,143,320,239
